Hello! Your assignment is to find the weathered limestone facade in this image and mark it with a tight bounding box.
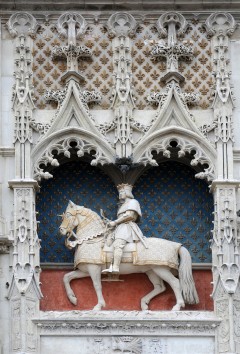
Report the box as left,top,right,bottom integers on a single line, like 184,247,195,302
1,1,240,353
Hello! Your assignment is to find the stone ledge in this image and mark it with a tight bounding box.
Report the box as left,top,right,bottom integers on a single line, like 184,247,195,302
0,147,15,157
0,237,12,253
1,0,240,12
40,262,213,269
34,310,220,336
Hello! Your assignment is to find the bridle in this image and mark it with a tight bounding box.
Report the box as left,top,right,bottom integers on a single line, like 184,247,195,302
60,207,84,236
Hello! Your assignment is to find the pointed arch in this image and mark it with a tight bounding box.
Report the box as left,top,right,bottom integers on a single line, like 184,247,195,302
133,126,217,182
31,127,115,181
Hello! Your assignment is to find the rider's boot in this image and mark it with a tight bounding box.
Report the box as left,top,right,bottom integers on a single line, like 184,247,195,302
112,247,123,273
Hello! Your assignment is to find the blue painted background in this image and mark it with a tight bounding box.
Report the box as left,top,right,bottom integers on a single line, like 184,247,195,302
36,161,213,263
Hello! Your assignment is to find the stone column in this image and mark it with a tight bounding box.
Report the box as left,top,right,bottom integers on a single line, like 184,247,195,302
6,13,42,354
206,13,240,354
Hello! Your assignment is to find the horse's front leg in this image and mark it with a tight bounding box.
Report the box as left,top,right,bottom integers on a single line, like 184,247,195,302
63,269,88,305
87,264,106,310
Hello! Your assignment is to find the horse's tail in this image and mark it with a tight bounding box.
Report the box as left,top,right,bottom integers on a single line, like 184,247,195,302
178,246,199,304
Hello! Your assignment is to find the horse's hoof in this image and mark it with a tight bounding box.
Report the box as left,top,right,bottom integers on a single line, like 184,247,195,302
141,301,149,311
171,305,181,311
69,295,77,306
171,303,185,311
93,304,102,311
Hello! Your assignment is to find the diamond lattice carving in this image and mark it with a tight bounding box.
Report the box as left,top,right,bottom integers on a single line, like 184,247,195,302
132,18,213,110
33,20,113,110
33,18,212,111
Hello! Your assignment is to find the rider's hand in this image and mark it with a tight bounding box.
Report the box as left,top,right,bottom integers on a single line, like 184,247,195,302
106,237,113,247
108,221,116,228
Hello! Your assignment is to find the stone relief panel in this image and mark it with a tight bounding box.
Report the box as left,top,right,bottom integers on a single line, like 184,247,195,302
32,16,212,111
36,161,213,263
37,311,219,354
40,336,215,354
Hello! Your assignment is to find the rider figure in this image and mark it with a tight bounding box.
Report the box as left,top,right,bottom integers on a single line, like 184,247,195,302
103,183,144,273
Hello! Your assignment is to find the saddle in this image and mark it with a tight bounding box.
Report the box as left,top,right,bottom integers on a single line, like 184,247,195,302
102,242,136,263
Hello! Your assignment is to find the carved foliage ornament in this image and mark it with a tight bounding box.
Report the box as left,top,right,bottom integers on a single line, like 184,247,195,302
45,83,101,116
7,12,39,37
147,81,199,109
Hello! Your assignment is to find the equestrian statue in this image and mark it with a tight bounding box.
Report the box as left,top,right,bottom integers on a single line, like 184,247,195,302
59,183,199,311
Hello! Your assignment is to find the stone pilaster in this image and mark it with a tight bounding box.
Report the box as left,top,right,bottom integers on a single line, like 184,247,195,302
206,13,240,354
7,13,42,354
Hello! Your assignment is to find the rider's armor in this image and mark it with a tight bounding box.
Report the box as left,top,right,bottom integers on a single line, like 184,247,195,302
105,196,144,273
114,198,143,242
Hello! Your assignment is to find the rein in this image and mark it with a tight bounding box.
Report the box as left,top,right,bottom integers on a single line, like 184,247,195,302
61,207,84,237
61,206,106,248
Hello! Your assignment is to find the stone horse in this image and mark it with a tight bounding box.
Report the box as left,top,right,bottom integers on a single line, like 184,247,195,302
59,201,199,311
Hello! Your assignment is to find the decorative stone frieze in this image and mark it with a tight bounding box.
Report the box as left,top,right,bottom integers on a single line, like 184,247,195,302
34,311,220,354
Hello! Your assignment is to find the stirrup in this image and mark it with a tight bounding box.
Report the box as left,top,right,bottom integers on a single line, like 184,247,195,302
112,266,120,273
102,264,113,273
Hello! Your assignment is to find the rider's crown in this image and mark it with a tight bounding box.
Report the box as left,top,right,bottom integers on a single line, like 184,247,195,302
117,183,134,198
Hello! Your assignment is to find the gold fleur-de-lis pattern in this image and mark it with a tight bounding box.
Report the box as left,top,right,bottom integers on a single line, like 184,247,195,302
32,17,212,111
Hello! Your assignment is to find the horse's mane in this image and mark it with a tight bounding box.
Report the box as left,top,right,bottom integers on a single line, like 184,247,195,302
75,205,106,243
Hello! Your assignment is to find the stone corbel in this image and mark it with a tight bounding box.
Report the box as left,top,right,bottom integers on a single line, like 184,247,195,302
0,216,12,254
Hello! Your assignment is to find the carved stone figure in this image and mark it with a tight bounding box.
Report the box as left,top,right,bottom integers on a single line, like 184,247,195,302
59,188,199,311
102,184,145,273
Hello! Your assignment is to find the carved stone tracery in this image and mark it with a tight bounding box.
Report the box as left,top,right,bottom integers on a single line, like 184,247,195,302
33,133,114,181
135,135,215,182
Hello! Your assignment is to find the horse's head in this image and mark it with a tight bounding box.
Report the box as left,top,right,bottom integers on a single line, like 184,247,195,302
59,200,84,236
